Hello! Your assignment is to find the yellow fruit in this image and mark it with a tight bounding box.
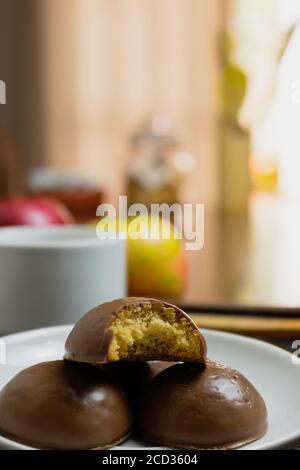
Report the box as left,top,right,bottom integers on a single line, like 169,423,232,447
89,216,187,297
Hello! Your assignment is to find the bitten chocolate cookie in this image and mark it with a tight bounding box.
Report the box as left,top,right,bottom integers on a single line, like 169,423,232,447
65,297,207,364
138,362,268,450
0,360,133,450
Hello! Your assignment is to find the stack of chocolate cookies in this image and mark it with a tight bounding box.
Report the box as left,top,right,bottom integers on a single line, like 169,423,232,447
0,298,268,449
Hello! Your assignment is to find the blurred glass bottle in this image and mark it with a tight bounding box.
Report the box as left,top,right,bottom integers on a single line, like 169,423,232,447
219,35,250,213
127,116,195,208
126,116,194,300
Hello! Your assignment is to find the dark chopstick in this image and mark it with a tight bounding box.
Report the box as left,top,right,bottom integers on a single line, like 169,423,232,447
177,303,300,319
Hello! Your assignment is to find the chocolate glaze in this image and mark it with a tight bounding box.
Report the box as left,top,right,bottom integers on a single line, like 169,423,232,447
0,361,133,450
101,361,176,409
64,297,207,364
138,361,268,450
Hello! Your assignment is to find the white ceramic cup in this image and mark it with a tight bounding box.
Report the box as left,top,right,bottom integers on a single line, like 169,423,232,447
0,226,127,334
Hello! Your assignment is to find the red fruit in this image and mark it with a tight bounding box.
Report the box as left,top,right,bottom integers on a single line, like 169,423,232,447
0,197,74,227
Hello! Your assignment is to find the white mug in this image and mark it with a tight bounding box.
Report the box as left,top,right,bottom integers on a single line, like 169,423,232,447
0,226,127,334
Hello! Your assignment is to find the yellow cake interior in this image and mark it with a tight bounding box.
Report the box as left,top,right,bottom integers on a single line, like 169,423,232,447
107,303,202,361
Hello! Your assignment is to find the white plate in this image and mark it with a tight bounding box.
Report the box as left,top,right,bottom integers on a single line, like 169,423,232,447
0,326,299,450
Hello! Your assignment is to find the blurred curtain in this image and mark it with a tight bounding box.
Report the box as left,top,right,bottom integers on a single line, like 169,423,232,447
0,0,44,169
0,0,225,206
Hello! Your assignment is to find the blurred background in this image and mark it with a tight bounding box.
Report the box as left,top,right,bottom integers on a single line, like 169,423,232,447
1,0,300,341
